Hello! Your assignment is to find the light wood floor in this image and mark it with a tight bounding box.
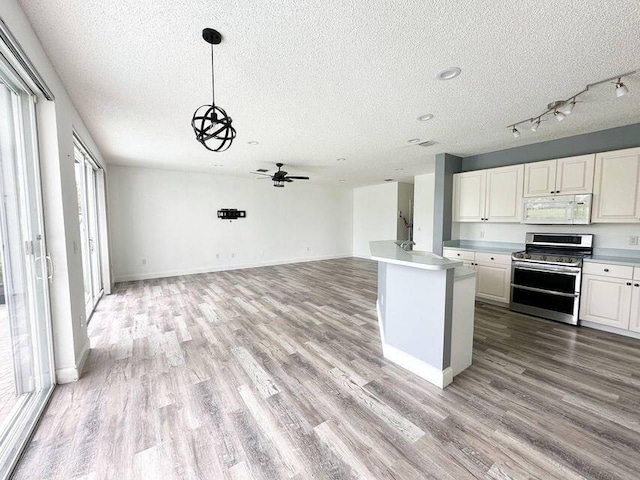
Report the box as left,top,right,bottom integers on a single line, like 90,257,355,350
13,258,640,479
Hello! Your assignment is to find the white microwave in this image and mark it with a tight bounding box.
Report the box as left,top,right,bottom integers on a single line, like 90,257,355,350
522,194,592,225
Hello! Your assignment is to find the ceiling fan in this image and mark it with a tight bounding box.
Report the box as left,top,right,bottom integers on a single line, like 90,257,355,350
250,163,310,187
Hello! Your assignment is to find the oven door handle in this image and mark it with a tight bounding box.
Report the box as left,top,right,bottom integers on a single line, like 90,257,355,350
512,263,581,275
511,284,579,297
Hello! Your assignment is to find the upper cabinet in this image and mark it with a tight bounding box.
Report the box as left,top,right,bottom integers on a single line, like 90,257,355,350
592,147,640,223
453,165,523,223
523,154,595,197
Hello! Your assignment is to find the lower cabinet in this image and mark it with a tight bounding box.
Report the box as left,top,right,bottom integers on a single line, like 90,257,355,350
580,263,640,333
443,249,511,304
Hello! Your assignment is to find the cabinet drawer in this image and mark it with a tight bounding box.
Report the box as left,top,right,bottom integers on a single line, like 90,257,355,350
443,249,475,261
582,262,634,279
475,252,511,266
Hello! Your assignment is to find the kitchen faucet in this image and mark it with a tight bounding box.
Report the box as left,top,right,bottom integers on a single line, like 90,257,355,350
399,240,416,251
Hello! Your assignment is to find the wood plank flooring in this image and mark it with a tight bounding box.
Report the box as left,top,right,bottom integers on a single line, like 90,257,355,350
13,258,640,479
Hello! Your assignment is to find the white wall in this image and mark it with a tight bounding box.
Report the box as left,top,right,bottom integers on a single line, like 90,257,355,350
2,0,108,382
413,173,435,251
108,166,353,281
397,183,414,241
457,223,640,251
352,183,399,258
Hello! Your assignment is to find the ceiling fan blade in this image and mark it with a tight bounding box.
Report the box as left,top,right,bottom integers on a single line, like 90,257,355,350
250,172,272,177
285,176,310,180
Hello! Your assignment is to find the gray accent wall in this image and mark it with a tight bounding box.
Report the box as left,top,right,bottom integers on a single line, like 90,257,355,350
433,153,462,254
462,122,640,171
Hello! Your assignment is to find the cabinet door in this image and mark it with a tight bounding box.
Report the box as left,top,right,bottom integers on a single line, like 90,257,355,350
485,165,524,222
523,160,557,197
592,148,640,223
475,263,510,303
630,284,640,333
453,171,486,222
555,154,595,195
580,275,632,329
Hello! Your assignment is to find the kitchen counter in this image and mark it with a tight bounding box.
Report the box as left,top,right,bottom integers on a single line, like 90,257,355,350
370,241,476,389
585,255,640,267
370,240,462,270
442,240,522,255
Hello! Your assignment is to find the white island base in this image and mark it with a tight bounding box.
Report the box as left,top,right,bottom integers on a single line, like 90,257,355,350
371,241,476,389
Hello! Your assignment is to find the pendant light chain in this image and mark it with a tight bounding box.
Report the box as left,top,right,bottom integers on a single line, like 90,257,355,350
210,43,215,106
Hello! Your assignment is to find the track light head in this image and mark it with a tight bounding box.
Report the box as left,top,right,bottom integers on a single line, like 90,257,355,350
554,110,566,122
511,127,520,138
530,119,541,132
616,80,629,98
559,99,575,115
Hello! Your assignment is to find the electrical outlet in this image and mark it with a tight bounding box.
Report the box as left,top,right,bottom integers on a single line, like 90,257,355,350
307,247,310,252
215,253,219,259
629,235,639,246
142,258,147,265
480,230,485,239
231,253,235,258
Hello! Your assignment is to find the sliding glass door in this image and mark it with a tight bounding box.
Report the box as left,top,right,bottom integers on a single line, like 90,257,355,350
74,141,103,318
0,59,55,478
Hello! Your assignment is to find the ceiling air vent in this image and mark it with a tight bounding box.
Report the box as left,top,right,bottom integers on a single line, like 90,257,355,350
417,140,437,147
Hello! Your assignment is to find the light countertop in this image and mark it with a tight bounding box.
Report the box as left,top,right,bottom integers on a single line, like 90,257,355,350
442,240,522,255
370,241,463,271
585,255,640,268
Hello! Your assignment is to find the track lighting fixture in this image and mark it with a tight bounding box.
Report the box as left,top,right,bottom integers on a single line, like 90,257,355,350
506,70,636,138
615,79,629,98
559,99,575,115
530,118,541,132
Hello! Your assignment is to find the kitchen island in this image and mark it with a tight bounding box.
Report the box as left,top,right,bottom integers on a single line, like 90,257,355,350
370,241,477,388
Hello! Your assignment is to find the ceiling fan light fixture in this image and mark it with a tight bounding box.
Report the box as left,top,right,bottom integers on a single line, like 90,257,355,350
554,110,566,121
191,28,236,152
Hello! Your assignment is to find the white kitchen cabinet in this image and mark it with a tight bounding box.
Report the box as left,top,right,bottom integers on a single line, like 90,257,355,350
580,274,632,329
631,282,640,333
453,171,486,222
523,155,594,197
592,147,640,223
485,165,524,222
523,160,556,197
442,249,511,304
453,165,523,223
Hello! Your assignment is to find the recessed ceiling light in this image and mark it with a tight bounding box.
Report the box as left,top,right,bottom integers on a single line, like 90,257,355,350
417,114,434,121
407,138,420,143
395,168,404,171
339,179,346,182
248,141,259,145
437,67,461,81
336,158,346,162
214,164,224,167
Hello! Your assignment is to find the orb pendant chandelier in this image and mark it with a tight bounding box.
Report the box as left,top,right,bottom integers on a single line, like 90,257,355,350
191,28,236,152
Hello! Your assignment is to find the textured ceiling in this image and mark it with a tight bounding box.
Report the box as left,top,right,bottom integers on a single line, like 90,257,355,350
18,0,640,186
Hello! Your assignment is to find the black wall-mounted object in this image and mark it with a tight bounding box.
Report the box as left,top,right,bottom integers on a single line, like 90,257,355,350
217,208,246,220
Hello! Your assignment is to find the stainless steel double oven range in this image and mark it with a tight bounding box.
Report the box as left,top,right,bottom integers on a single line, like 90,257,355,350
510,233,593,325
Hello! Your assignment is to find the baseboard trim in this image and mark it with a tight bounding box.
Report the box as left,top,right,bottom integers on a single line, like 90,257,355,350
55,338,90,384
580,321,640,340
114,254,353,282
382,343,453,389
